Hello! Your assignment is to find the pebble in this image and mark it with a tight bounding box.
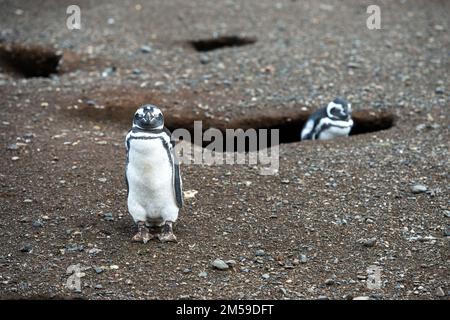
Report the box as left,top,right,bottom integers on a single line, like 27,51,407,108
325,278,335,286
32,219,43,228
255,249,265,256
353,296,370,300
101,66,116,77
360,238,377,247
7,143,19,151
443,227,450,237
299,254,308,263
109,265,119,270
200,54,210,64
435,287,445,297
103,213,114,221
211,259,229,270
11,156,20,161
66,243,84,252
94,267,104,274
198,271,208,278
435,87,444,94
262,273,270,279
317,295,328,300
411,184,427,194
20,244,32,253
347,62,361,69
88,248,102,255
94,284,103,289
225,260,237,267
140,45,152,53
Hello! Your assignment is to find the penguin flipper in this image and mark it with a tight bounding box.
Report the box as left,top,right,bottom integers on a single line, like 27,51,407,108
173,161,183,208
164,127,183,208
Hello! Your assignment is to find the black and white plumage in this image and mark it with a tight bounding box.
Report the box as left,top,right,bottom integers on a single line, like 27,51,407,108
125,104,182,243
301,97,354,141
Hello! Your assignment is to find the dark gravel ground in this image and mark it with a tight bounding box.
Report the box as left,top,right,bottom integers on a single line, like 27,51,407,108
0,0,449,299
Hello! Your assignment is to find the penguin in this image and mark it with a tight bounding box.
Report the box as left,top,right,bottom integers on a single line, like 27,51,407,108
125,104,183,243
301,97,354,141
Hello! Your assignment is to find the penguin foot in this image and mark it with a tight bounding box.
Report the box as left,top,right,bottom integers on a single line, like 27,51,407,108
158,222,177,243
132,221,152,244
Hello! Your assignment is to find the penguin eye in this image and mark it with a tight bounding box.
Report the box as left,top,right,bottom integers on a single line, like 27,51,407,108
134,113,140,119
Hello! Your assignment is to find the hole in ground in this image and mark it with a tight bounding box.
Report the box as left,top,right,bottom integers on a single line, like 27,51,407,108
189,35,257,52
166,109,395,152
70,94,395,152
0,43,62,78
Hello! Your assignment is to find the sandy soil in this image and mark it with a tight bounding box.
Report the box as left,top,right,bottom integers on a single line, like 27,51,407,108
0,0,449,299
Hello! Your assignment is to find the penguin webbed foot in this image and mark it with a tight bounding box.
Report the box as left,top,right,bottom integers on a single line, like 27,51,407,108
158,221,177,243
132,221,152,244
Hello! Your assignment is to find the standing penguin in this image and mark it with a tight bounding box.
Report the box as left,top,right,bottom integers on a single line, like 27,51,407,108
125,104,183,243
301,97,354,140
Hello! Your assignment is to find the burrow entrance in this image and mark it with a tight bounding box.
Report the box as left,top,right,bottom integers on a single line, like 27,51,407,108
168,110,395,151
0,43,62,78
188,36,257,52
71,96,395,152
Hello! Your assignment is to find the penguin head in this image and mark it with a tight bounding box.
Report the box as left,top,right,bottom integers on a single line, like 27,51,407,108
326,97,352,121
132,104,164,130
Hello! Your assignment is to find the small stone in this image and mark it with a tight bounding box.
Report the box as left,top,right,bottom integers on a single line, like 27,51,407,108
255,249,265,256
411,184,427,194
281,179,290,184
415,124,427,132
183,268,191,273
32,219,43,228
225,260,237,267
435,287,445,297
109,265,119,270
66,243,84,252
347,62,361,69
11,156,20,161
360,238,377,247
20,244,32,253
198,271,208,278
318,295,328,300
200,54,210,64
353,296,370,300
94,267,104,274
7,143,19,151
299,254,308,263
443,227,450,237
88,248,102,255
140,45,152,53
103,213,114,221
325,279,335,286
101,66,116,77
94,284,103,289
435,87,444,95
211,259,229,270
262,273,270,279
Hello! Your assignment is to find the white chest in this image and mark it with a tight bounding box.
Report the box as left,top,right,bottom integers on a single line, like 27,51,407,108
318,125,352,140
126,138,175,213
